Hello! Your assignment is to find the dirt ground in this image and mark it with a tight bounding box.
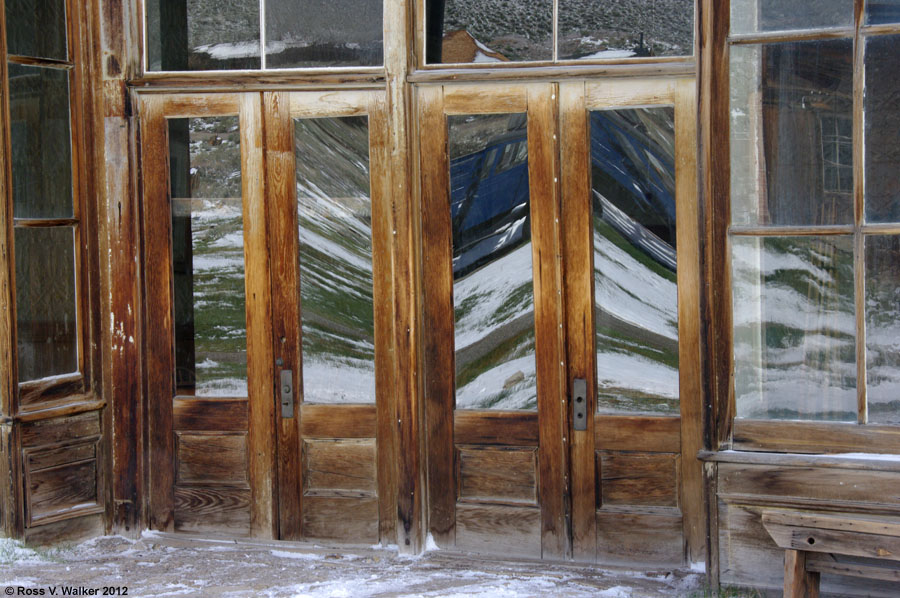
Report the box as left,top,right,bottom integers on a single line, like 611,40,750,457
2,533,709,597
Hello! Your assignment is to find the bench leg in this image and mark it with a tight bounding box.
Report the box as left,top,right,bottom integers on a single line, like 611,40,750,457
784,550,820,598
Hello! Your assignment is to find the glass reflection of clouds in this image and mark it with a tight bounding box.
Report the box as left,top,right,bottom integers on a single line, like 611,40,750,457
590,108,680,415
448,113,537,411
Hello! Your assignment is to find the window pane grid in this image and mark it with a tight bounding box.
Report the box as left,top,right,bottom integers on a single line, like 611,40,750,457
728,4,900,425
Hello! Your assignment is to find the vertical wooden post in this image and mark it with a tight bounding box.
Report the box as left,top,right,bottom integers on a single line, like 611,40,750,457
93,0,143,535
384,0,425,554
784,550,820,598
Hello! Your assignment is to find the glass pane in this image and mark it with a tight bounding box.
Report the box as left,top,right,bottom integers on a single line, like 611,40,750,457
428,0,552,63
864,35,900,223
169,117,247,397
867,1,900,24
732,236,856,421
558,0,694,60
865,235,900,425
8,64,73,219
266,0,383,68
295,116,375,404
449,113,535,410
5,0,67,60
146,0,260,71
15,227,77,382
730,40,853,226
730,0,852,34
590,108,679,415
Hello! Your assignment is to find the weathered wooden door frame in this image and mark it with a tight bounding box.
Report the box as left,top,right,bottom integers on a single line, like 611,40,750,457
420,82,569,559
263,89,397,542
561,77,704,564
140,92,277,538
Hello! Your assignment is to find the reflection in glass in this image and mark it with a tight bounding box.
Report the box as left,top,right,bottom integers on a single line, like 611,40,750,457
448,113,535,410
169,117,247,397
15,227,77,382
429,0,552,63
733,236,856,421
5,0,67,60
590,108,679,414
146,0,260,71
266,0,383,68
294,117,375,403
865,35,900,223
730,40,853,226
865,235,900,425
558,0,693,60
8,64,73,219
867,0,900,24
730,0,852,34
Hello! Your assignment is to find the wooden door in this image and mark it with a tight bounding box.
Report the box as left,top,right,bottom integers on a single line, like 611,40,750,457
141,93,276,537
420,78,702,564
421,83,569,559
264,91,394,543
561,78,703,565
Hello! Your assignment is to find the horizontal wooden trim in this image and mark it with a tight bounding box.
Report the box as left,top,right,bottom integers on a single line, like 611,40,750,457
860,24,900,37
717,492,900,516
594,415,680,452
13,218,79,228
733,420,900,455
728,27,855,45
597,504,682,517
729,225,855,236
860,223,900,236
700,449,900,472
18,374,86,408
15,396,102,423
454,411,539,446
299,403,376,438
408,62,696,84
763,509,900,537
27,504,104,528
174,398,248,432
7,55,74,69
131,70,384,93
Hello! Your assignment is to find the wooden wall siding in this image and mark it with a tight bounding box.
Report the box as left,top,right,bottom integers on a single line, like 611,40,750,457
717,460,900,596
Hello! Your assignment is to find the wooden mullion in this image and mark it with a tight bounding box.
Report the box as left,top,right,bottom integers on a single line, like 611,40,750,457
263,90,301,540
408,62,696,84
860,23,900,37
728,225,855,236
853,0,867,425
6,55,74,69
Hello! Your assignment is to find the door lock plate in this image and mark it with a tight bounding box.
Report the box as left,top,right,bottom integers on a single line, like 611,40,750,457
280,369,294,418
573,377,587,431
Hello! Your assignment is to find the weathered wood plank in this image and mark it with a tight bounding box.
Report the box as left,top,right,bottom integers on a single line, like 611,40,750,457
264,89,303,541
173,398,248,432
420,84,455,547
594,416,680,452
20,411,101,448
289,90,373,118
26,443,96,472
303,439,377,496
784,549,820,598
174,486,251,535
734,420,900,455
599,452,679,507
456,503,541,558
457,447,537,505
528,82,568,560
765,523,900,562
454,411,539,446
176,434,249,486
302,496,379,543
24,513,104,546
28,460,98,523
442,84,528,114
583,78,680,109
807,554,900,582
300,404,376,438
763,510,900,539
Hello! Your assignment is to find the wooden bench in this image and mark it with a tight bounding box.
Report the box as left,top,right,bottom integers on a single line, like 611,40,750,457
762,510,900,598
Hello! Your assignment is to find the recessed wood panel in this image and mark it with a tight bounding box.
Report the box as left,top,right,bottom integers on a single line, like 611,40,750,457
21,411,100,447
598,452,679,507
596,507,683,565
176,433,248,486
303,439,376,496
302,496,378,542
28,461,98,522
458,447,537,505
24,513,104,546
174,486,251,535
455,503,541,558
26,442,95,471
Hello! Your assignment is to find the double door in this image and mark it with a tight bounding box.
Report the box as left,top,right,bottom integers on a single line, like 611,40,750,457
141,90,395,542
420,79,702,564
